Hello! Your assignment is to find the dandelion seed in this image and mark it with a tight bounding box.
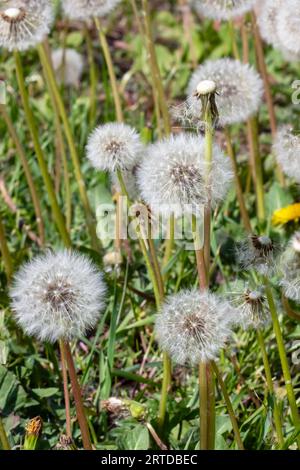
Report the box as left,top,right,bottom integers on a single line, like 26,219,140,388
51,48,84,88
86,123,144,172
230,287,270,329
280,232,300,302
62,0,122,21
183,59,263,128
273,126,300,183
237,234,278,275
155,290,235,365
10,250,106,343
192,0,255,21
0,0,53,51
257,0,283,49
137,133,233,218
277,0,300,55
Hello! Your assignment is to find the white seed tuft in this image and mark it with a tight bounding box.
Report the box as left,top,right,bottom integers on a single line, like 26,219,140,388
62,0,122,20
273,126,300,183
0,0,53,51
51,48,84,88
192,0,255,21
86,123,144,172
137,133,233,218
10,250,106,343
280,232,300,302
185,59,263,127
155,290,235,365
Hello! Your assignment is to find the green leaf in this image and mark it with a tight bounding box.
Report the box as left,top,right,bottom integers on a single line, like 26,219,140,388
32,387,59,398
125,424,149,450
0,365,27,414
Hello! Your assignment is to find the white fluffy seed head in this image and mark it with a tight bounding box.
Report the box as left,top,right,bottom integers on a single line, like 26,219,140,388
10,250,106,343
51,48,84,88
155,290,235,365
0,0,53,51
280,232,300,302
257,0,282,48
231,288,270,330
273,126,300,183
86,123,144,172
237,234,278,276
277,0,300,55
192,0,255,20
137,133,233,218
62,0,122,20
185,59,263,127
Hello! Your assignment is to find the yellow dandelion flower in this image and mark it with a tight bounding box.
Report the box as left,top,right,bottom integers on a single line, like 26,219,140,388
272,203,300,225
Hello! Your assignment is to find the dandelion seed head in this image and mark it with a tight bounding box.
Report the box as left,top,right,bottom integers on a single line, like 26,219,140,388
185,59,263,127
155,290,235,365
280,232,300,302
0,0,53,51
237,234,278,275
86,123,144,172
10,250,106,343
51,48,84,88
231,288,270,329
192,0,255,20
137,133,233,218
277,0,300,55
257,0,282,48
273,126,300,183
62,0,122,21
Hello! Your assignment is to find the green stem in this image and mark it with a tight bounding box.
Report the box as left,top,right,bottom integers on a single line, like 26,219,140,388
85,25,97,128
225,127,252,233
212,362,244,450
0,212,13,280
0,105,45,245
256,329,284,448
264,279,300,448
0,417,10,450
199,362,208,450
94,17,123,123
14,50,71,247
282,295,300,323
162,213,175,276
38,42,99,250
247,116,265,223
142,0,171,135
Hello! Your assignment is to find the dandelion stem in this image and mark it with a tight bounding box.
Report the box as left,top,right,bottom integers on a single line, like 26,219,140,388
225,127,252,233
0,416,10,450
0,213,13,280
199,362,208,450
63,342,92,450
38,42,100,250
251,12,285,187
212,362,244,450
59,340,72,439
256,330,284,448
94,17,123,123
162,213,175,278
247,116,265,223
0,105,45,245
142,0,171,136
116,169,170,431
85,25,97,128
264,278,300,448
13,50,71,247
282,295,300,323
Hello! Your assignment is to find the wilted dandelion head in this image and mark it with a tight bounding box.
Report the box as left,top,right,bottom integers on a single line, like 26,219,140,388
237,234,278,275
231,288,270,329
10,250,106,343
280,232,300,302
51,48,84,88
137,133,233,218
273,126,300,183
62,0,122,20
86,123,144,172
277,0,300,55
192,0,255,20
0,0,53,51
155,290,235,365
183,59,263,127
